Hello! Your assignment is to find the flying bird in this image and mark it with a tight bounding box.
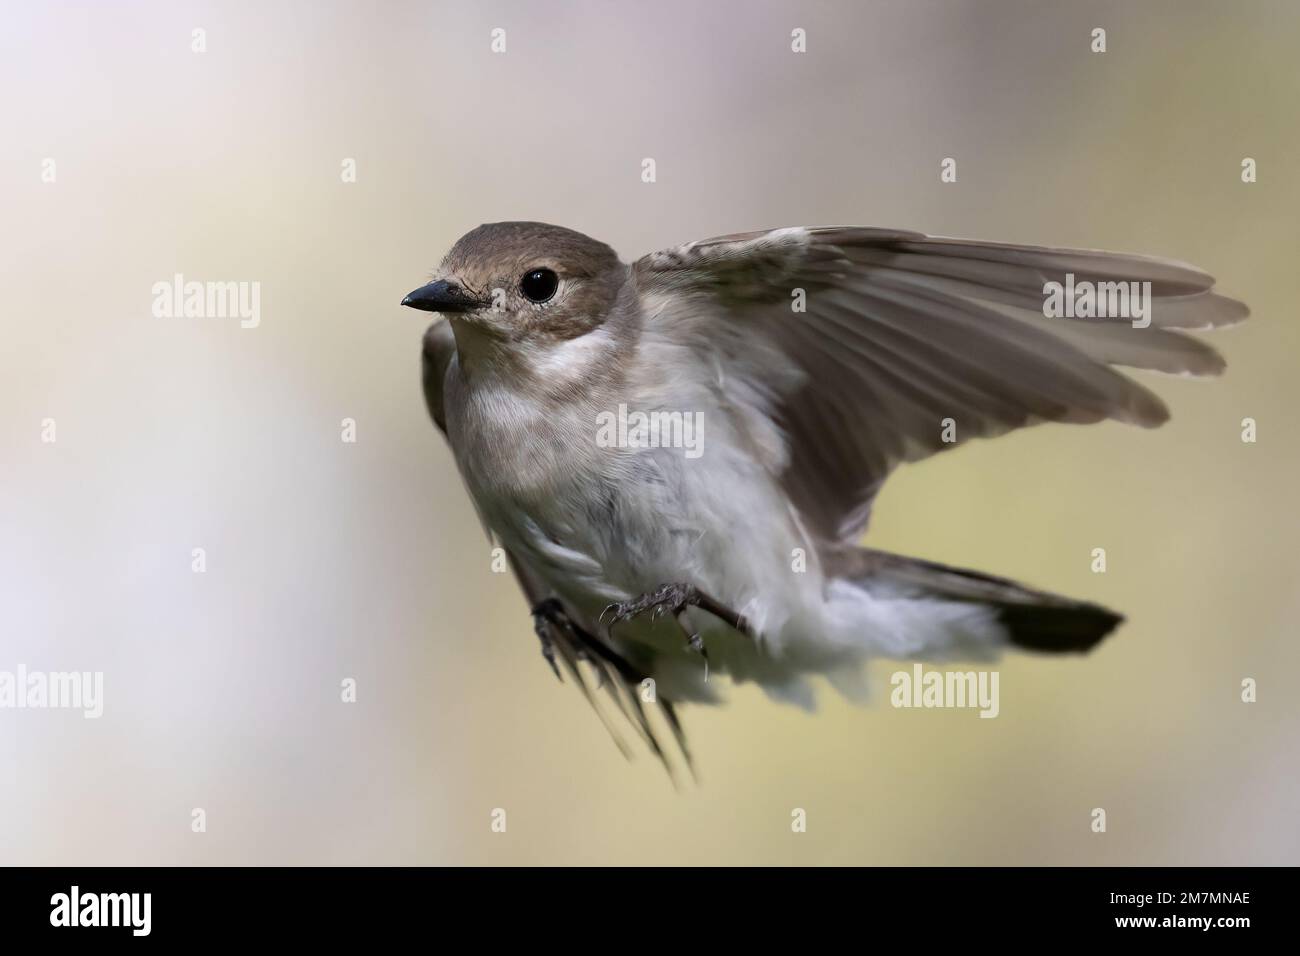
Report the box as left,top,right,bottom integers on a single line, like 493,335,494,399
404,221,1246,774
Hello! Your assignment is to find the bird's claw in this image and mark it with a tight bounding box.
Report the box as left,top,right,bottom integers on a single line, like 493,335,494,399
531,599,567,682
605,583,721,674
687,633,709,680
604,583,696,631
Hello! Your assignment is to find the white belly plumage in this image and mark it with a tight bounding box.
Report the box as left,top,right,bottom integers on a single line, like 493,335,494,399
447,361,1005,708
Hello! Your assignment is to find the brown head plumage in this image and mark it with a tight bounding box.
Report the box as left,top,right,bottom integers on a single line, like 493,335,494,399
403,222,629,345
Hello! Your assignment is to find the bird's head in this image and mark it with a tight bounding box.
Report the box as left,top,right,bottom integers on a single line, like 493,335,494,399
402,222,628,359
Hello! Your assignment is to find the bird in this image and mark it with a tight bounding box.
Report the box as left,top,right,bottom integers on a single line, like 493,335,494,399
403,221,1246,776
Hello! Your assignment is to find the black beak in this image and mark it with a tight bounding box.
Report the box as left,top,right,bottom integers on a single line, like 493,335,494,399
401,279,480,314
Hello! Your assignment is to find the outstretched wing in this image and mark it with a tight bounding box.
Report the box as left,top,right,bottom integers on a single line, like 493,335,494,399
420,321,692,780
633,226,1247,544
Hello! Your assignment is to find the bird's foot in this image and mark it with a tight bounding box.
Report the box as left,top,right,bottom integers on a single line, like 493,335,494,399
602,583,753,668
531,598,570,682
602,583,696,627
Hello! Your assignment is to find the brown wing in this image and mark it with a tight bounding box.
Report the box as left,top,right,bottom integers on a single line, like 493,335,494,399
634,226,1246,543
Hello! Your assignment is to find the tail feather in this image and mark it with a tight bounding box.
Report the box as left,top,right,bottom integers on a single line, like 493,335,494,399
828,546,1123,654
995,600,1122,653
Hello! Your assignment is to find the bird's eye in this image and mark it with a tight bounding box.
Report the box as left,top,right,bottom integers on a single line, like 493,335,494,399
520,268,558,303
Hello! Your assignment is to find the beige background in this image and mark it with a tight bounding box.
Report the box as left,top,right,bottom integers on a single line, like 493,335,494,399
2,0,1297,865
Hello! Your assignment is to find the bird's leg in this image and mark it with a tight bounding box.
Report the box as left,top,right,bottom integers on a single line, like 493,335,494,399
532,597,613,687
602,583,754,666
530,598,568,681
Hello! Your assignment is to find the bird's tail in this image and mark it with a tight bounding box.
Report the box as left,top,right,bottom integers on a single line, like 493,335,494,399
829,546,1122,654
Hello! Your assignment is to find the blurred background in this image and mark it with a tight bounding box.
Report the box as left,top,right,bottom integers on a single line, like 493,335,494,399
1,0,1297,865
